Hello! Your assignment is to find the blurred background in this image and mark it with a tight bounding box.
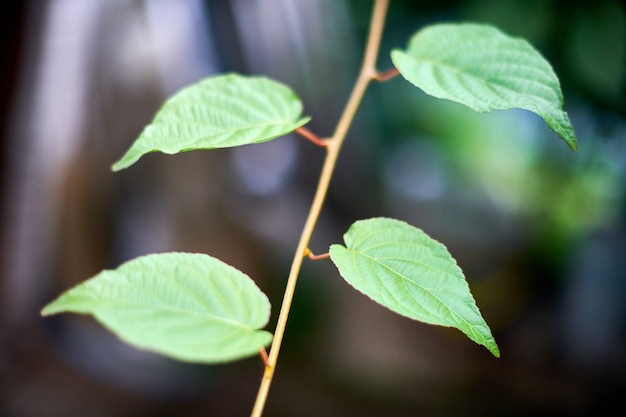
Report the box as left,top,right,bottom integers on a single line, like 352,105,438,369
1,0,625,416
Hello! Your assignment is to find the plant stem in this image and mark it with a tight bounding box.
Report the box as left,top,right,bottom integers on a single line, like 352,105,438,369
295,126,328,147
306,250,331,261
250,1,390,415
374,67,400,82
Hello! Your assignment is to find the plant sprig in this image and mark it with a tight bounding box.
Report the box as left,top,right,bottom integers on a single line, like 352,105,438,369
251,1,391,413
41,1,577,416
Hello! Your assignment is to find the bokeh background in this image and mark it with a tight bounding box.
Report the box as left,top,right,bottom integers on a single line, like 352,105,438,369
1,0,625,416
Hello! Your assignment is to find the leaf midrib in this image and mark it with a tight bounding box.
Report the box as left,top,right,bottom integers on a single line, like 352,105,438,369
93,299,256,331
417,57,558,107
347,248,484,336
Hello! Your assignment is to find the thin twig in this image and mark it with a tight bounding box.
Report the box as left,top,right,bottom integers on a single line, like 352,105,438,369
250,1,390,416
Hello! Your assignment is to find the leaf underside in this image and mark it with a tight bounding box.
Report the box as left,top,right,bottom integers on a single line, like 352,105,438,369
392,23,578,151
41,252,273,363
112,73,310,171
330,217,500,357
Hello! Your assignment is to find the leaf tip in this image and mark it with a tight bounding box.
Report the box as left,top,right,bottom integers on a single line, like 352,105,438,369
490,344,501,358
568,139,579,152
558,129,578,152
111,154,138,172
40,302,57,317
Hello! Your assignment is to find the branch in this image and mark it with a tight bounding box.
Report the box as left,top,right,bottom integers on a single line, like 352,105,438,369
250,1,390,415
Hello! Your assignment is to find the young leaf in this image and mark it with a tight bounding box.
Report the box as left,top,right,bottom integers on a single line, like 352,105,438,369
41,252,273,363
391,23,578,151
329,218,500,357
112,73,311,171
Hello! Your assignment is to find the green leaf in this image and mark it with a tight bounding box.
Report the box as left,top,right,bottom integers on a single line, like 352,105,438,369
41,252,272,363
391,23,578,151
112,73,310,171
329,218,500,357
